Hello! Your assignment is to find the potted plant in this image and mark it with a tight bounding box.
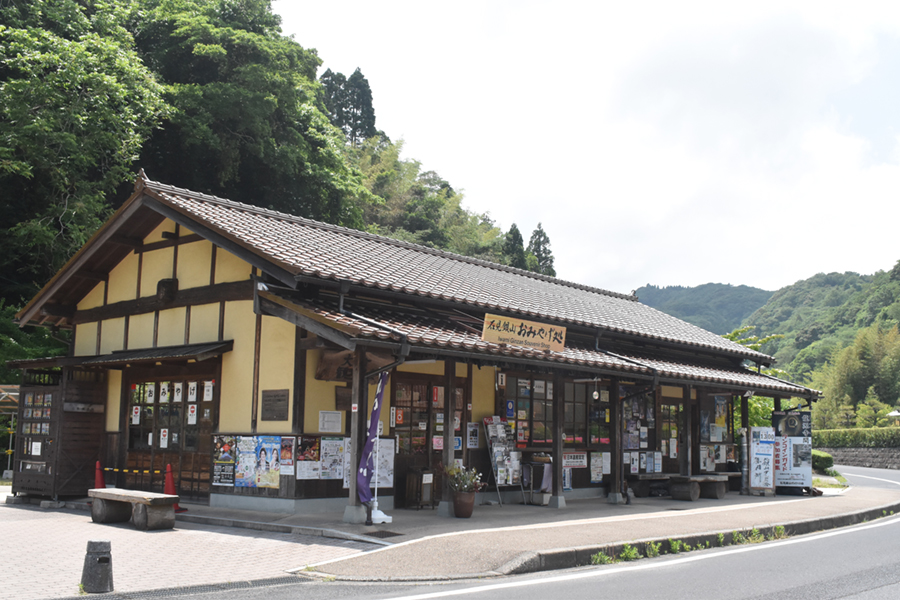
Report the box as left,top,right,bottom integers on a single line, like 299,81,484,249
444,463,485,518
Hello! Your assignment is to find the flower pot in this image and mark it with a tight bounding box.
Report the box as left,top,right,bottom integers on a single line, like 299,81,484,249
452,491,475,518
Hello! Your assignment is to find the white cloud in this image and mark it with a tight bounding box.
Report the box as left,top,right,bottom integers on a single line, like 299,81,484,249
274,0,900,294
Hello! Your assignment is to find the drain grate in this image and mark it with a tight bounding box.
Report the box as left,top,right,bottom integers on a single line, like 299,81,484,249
365,530,404,539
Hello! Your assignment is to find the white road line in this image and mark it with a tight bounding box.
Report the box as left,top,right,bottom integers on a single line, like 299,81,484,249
841,472,900,486
295,495,812,571
383,515,900,600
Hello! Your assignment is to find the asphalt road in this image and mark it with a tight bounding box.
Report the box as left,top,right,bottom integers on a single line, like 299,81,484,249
131,464,900,600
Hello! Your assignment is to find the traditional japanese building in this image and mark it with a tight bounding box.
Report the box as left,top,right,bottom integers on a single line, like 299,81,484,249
8,172,817,519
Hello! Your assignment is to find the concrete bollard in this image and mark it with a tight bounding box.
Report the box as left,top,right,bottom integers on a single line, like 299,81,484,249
81,540,113,594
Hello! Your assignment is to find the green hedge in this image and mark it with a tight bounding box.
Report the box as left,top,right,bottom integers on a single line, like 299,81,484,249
812,450,833,471
814,428,900,448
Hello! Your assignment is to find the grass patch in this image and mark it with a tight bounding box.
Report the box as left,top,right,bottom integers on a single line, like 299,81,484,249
591,551,617,565
619,544,641,561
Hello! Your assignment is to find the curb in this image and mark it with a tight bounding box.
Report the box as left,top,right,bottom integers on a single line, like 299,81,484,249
175,513,392,546
311,498,900,582
495,497,900,576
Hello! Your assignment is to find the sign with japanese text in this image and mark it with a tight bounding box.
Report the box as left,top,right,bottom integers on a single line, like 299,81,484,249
562,452,588,468
749,426,775,492
481,313,566,352
772,411,812,488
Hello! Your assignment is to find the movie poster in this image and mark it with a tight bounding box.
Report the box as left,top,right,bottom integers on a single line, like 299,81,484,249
296,436,321,480
255,436,281,488
212,435,236,486
280,436,295,476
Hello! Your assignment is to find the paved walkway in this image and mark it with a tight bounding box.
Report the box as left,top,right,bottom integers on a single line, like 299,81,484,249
4,481,900,599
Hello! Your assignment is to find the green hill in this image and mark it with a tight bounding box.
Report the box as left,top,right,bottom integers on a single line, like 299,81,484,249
636,283,773,335
744,266,900,380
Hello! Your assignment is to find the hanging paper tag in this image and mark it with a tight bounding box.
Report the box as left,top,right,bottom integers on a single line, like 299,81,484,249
173,382,183,403
187,382,198,402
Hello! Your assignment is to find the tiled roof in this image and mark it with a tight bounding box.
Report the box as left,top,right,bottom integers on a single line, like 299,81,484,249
285,295,815,398
142,176,771,363
81,341,233,366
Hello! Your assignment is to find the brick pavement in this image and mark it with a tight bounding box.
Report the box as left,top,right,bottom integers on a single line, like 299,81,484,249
1,502,370,600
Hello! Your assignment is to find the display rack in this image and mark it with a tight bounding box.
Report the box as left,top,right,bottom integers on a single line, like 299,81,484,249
482,416,526,505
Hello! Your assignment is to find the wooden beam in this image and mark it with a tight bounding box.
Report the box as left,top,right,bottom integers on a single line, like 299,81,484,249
138,233,202,254
142,196,298,288
109,235,142,249
257,296,356,351
41,304,75,319
71,280,252,324
74,270,108,282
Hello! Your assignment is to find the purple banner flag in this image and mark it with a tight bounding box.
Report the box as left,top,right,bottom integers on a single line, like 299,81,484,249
357,371,389,504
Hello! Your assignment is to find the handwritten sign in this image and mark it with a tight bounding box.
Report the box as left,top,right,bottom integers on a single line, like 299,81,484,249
482,313,566,352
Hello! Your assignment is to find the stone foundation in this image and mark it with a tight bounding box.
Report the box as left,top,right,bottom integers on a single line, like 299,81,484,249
817,447,900,470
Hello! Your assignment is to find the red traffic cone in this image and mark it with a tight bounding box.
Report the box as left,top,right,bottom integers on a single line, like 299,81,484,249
94,460,106,490
164,464,187,512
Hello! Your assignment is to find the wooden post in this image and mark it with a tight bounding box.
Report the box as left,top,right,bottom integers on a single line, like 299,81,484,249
741,393,750,494
438,358,456,517
680,385,692,476
773,396,782,412
343,350,368,523
550,372,566,508
608,377,624,504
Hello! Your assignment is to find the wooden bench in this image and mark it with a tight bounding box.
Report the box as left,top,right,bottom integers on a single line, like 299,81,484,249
89,488,179,530
669,475,729,501
627,473,675,498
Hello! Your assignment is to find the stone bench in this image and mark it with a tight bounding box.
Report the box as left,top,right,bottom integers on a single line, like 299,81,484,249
669,474,729,501
88,488,179,530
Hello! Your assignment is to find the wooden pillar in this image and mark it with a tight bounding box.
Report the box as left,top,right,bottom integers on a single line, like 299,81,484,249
438,358,456,517
773,396,782,412
680,385,692,476
343,350,368,523
550,372,566,508
741,393,750,494
608,377,624,504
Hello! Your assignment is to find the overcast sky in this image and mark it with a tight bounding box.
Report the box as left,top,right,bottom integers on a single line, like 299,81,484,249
273,0,900,296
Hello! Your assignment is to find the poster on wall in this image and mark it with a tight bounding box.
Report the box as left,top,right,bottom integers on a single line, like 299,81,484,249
234,436,258,487
467,422,480,449
341,437,395,489
187,382,198,402
772,411,812,488
749,426,776,491
255,436,281,488
296,436,321,480
590,452,604,482
213,435,237,486
203,380,215,402
280,436,296,476
319,437,344,480
173,382,183,403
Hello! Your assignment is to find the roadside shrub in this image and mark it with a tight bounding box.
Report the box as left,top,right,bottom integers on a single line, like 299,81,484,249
645,541,661,558
814,428,900,448
812,450,834,472
669,539,683,554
